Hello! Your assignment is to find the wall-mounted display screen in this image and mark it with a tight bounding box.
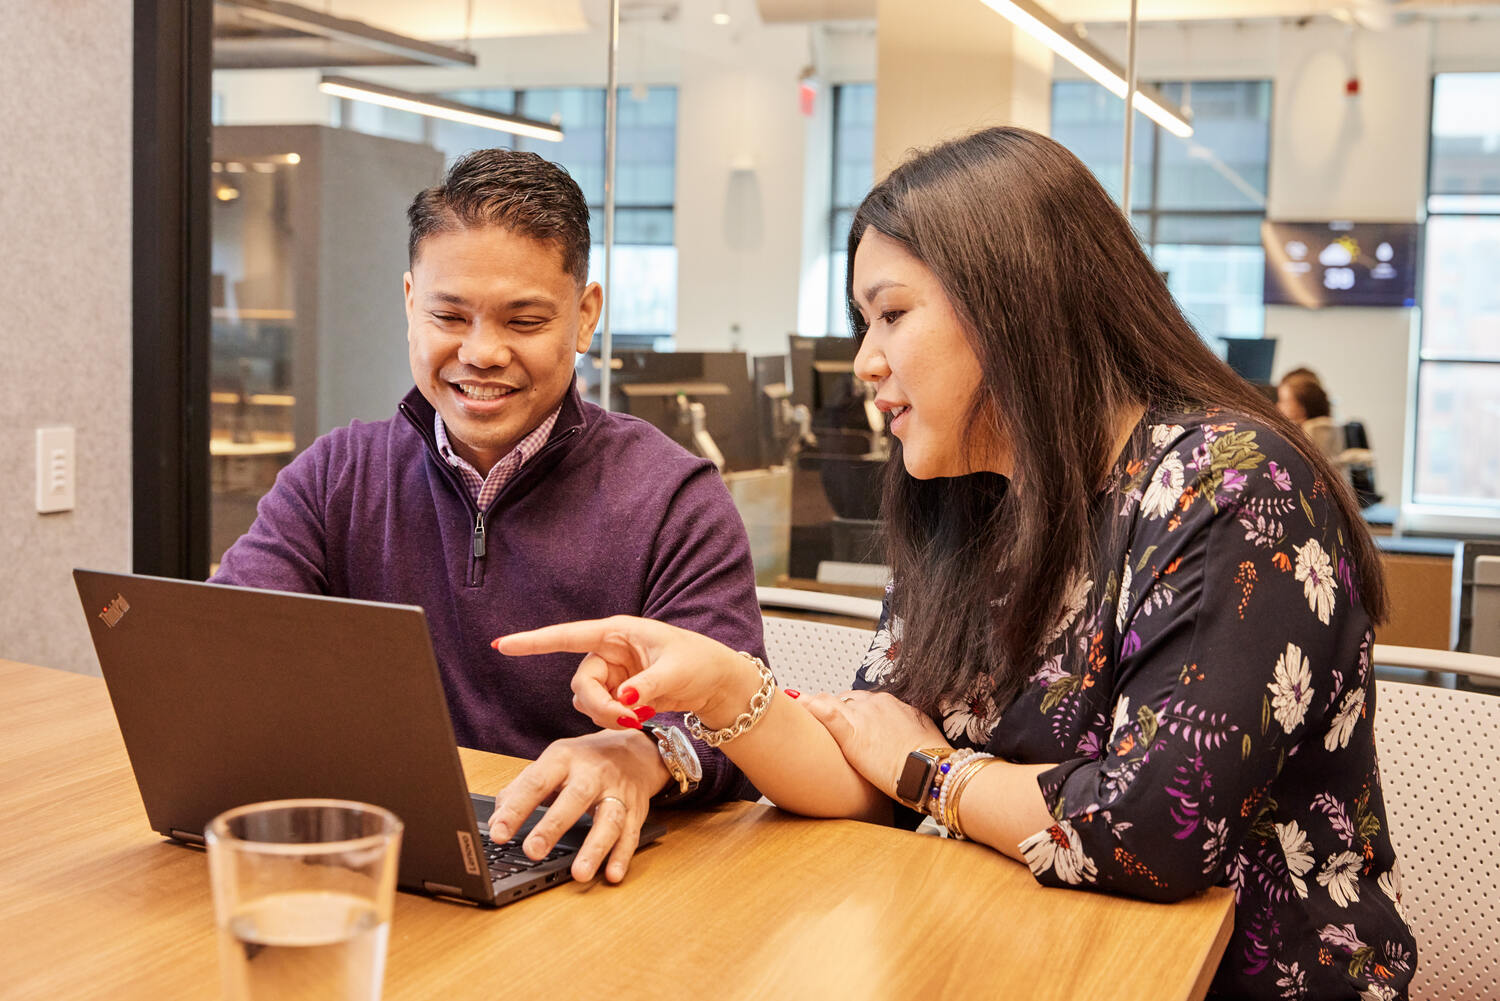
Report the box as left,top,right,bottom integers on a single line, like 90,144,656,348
1262,220,1421,308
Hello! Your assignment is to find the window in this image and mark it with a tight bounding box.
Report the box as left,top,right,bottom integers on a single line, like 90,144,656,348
828,83,875,336
1051,80,1272,340
346,86,680,341
1415,74,1500,513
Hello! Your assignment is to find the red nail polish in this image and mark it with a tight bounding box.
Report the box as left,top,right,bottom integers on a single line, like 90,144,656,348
634,705,655,721
784,688,801,699
617,715,642,729
619,687,639,706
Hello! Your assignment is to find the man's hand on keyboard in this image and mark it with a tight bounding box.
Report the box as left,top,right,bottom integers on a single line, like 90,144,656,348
486,729,670,884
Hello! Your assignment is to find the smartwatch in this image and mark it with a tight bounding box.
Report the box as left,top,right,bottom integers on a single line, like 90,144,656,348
895,746,950,811
640,720,703,804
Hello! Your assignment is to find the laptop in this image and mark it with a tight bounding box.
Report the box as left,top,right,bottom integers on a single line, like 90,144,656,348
72,568,664,908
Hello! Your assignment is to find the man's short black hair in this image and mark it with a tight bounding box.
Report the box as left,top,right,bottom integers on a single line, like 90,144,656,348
407,149,591,283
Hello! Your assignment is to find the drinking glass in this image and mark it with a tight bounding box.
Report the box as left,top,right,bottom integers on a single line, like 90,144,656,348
206,799,403,1001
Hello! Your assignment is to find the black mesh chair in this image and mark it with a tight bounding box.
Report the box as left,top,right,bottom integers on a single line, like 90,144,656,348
1340,420,1382,507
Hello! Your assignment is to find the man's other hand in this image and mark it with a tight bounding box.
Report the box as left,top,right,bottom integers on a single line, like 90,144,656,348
486,729,670,884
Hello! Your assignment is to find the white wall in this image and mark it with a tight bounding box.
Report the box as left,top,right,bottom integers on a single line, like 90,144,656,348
0,1,133,675
873,0,1052,178
1264,23,1432,497
673,18,814,356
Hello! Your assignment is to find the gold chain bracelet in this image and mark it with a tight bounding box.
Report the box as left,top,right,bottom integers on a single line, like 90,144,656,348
684,652,775,748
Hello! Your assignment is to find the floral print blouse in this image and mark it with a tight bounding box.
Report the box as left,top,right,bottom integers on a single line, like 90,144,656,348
854,411,1416,1001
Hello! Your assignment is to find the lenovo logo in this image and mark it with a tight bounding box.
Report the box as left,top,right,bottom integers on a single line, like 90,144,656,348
456,830,481,875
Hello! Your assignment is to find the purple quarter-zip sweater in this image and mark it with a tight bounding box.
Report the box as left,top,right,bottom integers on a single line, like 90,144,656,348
213,383,764,803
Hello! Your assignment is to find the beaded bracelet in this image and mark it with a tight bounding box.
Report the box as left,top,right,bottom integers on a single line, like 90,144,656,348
929,748,979,819
936,751,988,833
941,753,998,840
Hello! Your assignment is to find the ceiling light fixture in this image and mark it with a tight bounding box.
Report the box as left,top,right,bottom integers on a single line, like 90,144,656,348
318,76,565,142
977,0,1193,138
215,0,477,70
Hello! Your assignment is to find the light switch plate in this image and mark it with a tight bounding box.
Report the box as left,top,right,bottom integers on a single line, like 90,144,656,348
35,426,75,514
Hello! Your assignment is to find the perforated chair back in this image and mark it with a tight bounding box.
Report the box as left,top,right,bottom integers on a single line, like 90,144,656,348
761,616,876,695
1374,680,1500,1000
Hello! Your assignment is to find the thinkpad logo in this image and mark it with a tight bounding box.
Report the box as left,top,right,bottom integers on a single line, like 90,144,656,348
98,594,130,628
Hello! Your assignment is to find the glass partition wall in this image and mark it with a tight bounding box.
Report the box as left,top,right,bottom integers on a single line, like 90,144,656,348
200,1,893,591
143,2,1486,587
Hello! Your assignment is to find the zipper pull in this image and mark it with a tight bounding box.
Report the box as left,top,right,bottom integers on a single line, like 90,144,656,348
472,512,487,559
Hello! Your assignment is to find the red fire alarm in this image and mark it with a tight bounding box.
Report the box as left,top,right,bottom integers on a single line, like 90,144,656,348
1345,77,1360,96
799,78,818,117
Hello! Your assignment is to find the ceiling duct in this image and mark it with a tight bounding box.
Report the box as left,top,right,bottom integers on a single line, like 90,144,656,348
214,0,478,70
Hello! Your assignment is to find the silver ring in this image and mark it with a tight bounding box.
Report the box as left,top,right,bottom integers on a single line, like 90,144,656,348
840,696,855,703
596,795,627,812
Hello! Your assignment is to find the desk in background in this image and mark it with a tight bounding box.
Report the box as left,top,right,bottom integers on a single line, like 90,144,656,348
0,659,1233,1001
1376,536,1458,651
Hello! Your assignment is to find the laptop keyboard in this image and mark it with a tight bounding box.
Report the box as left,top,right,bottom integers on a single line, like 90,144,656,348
480,831,572,876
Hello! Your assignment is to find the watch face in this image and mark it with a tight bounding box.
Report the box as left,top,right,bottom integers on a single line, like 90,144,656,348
661,726,704,785
895,751,936,806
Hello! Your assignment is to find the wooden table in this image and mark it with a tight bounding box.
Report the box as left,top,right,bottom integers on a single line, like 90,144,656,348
0,659,1234,1001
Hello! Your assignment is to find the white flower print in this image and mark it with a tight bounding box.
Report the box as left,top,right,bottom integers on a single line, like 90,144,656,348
1240,510,1287,550
1021,821,1099,886
1268,643,1315,733
1041,573,1093,649
1226,850,1251,903
1110,695,1132,743
1140,451,1186,520
1201,817,1229,876
1360,985,1398,1001
1293,537,1338,626
938,676,999,745
1276,820,1315,899
1115,562,1134,633
1028,653,1067,687
1150,423,1185,448
1324,687,1365,752
1316,850,1363,907
857,617,903,686
1274,959,1307,1000
1378,864,1407,922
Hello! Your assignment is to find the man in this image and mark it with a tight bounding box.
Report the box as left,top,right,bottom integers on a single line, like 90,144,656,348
214,148,764,885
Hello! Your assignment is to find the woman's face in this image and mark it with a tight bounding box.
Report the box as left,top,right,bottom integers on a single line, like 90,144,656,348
851,228,1011,479
1276,382,1307,423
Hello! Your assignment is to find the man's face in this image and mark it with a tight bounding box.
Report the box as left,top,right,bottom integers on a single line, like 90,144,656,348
404,225,601,475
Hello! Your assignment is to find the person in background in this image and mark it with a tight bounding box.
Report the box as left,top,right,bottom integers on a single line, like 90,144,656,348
1277,367,1345,460
498,128,1415,1000
214,149,765,886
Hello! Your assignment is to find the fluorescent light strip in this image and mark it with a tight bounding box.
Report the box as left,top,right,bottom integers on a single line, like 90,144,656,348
978,0,1193,138
318,76,564,143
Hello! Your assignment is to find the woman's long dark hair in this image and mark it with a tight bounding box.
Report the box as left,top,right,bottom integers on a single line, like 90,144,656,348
847,127,1386,716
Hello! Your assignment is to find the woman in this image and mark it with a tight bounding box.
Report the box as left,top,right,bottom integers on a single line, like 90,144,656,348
498,128,1414,1000
1277,367,1345,460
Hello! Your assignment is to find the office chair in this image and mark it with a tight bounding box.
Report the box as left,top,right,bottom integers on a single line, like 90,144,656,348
1450,543,1500,691
1373,653,1500,1001
1339,420,1381,506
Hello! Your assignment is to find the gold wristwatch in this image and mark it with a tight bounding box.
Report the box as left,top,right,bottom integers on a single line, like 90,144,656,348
641,720,703,804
